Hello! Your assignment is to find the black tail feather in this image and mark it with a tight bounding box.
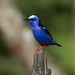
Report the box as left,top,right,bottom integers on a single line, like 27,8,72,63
56,44,62,47
52,40,62,47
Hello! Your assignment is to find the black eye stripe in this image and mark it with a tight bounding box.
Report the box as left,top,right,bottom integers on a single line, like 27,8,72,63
29,19,36,21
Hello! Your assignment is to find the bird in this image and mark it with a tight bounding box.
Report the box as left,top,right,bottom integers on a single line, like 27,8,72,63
24,15,62,52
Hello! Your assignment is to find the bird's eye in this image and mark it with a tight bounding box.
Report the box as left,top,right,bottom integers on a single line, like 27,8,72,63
29,19,36,21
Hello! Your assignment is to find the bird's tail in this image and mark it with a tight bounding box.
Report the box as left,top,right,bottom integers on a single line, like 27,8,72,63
56,43,62,47
52,40,62,47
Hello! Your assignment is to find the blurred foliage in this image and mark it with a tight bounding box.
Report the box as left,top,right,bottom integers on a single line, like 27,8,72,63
0,0,74,75
0,37,27,75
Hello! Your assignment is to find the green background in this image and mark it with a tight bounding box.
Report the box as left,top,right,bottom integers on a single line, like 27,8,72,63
0,0,73,75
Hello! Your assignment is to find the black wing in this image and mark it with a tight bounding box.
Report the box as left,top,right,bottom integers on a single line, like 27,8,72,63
39,21,53,40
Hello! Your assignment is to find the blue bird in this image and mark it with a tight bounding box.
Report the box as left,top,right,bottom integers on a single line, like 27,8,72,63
24,15,62,52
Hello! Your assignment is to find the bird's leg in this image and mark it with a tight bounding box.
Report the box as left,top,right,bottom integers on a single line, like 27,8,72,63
36,46,46,52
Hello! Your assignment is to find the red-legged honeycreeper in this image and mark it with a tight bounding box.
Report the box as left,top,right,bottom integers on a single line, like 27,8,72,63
24,15,62,52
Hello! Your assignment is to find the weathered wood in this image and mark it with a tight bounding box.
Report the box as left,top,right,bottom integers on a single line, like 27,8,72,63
32,49,51,75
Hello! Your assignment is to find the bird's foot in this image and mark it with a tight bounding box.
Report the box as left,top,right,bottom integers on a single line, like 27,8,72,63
36,46,46,52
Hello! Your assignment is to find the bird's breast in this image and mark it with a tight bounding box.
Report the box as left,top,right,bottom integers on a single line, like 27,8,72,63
33,27,52,46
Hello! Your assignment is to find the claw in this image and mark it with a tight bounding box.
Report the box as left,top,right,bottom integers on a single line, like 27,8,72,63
36,46,46,52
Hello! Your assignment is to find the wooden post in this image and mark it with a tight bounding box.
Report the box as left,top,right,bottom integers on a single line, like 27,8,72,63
32,49,51,75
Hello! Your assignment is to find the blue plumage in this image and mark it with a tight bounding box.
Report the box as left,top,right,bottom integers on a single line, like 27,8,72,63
24,15,62,47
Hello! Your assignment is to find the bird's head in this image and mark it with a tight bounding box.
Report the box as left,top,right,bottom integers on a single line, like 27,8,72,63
24,15,39,28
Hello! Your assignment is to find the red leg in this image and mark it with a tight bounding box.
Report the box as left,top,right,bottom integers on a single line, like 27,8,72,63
36,46,46,52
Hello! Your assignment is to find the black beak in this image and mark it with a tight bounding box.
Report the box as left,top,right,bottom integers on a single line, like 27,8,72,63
24,19,29,21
